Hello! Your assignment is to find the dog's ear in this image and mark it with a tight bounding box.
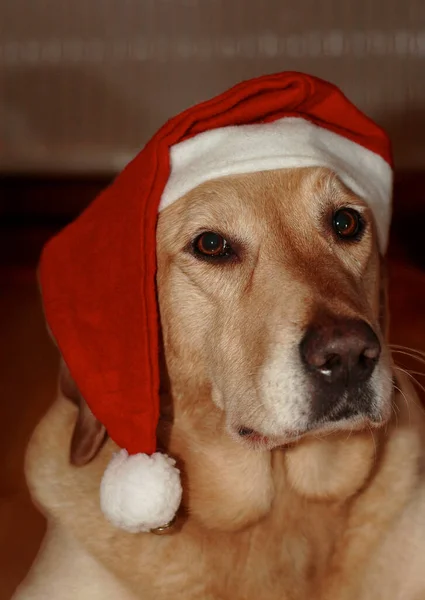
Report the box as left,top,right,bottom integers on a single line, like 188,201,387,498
59,360,108,466
379,255,390,340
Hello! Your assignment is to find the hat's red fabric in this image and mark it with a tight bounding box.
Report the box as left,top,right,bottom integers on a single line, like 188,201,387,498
39,71,393,456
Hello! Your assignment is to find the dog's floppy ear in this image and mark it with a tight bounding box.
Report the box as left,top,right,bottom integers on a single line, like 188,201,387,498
59,360,108,466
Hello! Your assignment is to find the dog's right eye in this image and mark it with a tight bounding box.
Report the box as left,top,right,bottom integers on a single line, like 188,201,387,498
332,208,364,240
192,232,234,260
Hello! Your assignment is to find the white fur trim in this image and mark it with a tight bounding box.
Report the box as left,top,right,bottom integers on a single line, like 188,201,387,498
100,450,182,533
159,117,392,251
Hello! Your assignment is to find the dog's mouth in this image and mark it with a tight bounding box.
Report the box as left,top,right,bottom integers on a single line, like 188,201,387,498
236,426,303,450
231,365,394,451
236,409,388,451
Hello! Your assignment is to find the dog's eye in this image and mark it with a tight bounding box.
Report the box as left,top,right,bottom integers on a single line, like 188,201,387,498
333,208,363,240
192,232,233,259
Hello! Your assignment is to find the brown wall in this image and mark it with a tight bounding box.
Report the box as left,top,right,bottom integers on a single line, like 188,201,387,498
1,0,425,174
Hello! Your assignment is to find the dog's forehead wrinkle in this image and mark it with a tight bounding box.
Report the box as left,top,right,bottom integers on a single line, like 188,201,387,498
313,167,364,207
315,168,347,197
175,168,311,226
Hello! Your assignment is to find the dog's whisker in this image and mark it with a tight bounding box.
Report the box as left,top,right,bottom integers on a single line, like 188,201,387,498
394,366,425,398
390,343,425,359
400,369,425,378
391,397,401,414
343,424,355,442
391,347,425,368
310,426,340,442
392,382,412,425
237,397,275,436
393,368,425,419
366,423,377,463
387,407,395,433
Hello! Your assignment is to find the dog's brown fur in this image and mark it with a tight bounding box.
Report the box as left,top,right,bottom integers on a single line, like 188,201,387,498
14,169,425,600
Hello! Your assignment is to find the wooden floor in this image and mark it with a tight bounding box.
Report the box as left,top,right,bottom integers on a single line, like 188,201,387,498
0,177,424,599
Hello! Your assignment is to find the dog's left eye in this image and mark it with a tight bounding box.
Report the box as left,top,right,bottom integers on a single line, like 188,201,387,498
192,232,233,259
333,208,364,240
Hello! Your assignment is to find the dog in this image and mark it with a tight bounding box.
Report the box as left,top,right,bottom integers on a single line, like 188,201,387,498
14,167,425,600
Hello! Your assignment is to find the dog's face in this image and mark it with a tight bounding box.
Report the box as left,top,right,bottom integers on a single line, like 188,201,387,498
156,167,393,450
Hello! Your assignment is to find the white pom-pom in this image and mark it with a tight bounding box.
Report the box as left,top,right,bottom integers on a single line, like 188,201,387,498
100,450,182,533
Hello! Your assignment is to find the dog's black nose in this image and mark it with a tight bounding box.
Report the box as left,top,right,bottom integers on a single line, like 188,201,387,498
300,318,381,386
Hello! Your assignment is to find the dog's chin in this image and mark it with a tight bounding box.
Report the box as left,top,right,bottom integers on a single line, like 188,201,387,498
233,409,390,452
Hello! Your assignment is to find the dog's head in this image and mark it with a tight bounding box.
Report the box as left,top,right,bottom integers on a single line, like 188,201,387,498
63,166,393,528
156,167,392,451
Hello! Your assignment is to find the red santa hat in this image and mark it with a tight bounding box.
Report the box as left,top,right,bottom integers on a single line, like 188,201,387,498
39,71,393,533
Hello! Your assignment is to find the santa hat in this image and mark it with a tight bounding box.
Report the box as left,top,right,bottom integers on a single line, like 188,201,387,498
39,71,393,533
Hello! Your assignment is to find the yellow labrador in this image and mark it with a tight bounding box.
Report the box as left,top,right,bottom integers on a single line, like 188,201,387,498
14,168,425,600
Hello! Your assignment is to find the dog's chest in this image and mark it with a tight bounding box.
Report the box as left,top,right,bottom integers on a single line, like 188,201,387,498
133,518,330,600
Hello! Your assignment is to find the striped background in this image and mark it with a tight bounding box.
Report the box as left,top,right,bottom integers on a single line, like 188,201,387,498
1,0,424,173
